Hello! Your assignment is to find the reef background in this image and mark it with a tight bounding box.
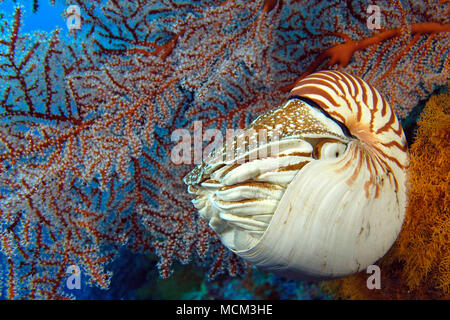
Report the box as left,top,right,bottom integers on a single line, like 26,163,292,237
0,0,448,299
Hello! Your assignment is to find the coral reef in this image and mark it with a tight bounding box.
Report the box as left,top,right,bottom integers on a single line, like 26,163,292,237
134,263,328,300
321,86,450,299
0,0,448,298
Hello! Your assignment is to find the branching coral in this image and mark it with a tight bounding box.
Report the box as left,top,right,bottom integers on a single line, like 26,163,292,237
321,87,450,299
0,0,449,299
285,22,450,90
282,1,450,117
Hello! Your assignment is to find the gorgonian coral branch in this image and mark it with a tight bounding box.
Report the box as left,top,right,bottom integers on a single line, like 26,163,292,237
284,22,450,92
0,0,448,299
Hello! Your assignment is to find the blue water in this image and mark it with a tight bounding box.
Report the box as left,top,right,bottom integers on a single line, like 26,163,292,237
0,0,68,33
0,0,66,34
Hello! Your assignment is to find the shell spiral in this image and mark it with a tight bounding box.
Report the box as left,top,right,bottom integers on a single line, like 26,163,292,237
184,70,409,280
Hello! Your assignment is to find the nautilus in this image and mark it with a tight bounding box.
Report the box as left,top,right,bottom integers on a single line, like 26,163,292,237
184,70,409,280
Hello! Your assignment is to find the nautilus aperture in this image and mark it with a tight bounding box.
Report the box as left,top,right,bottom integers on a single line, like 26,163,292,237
184,70,409,280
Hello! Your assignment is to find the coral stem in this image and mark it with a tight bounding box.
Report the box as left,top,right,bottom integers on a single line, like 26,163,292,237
263,0,279,13
282,22,450,92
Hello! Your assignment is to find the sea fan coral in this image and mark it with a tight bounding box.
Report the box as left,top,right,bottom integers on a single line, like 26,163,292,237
321,87,450,299
0,0,449,299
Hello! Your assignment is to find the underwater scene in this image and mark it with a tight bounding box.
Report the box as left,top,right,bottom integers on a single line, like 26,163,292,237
0,0,448,301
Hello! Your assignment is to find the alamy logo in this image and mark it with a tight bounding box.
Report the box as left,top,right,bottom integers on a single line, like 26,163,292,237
66,265,81,290
66,5,81,31
366,264,381,289
366,5,381,30
170,121,281,165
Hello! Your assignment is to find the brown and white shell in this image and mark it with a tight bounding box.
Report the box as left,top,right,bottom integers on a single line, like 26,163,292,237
184,70,409,280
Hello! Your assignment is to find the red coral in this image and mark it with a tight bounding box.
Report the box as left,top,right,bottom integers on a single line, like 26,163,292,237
0,0,449,299
280,1,450,117
286,22,450,89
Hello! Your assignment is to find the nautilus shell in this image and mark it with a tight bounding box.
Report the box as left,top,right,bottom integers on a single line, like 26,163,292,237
184,70,409,280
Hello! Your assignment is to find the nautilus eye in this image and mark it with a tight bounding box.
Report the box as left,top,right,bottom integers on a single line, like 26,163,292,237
184,70,409,280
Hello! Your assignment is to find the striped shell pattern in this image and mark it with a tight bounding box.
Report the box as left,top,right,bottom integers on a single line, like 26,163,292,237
184,71,409,280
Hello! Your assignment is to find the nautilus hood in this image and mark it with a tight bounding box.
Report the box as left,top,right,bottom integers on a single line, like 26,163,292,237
184,70,409,280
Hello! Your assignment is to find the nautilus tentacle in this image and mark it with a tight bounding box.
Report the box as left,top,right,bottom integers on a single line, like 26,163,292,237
184,70,409,280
